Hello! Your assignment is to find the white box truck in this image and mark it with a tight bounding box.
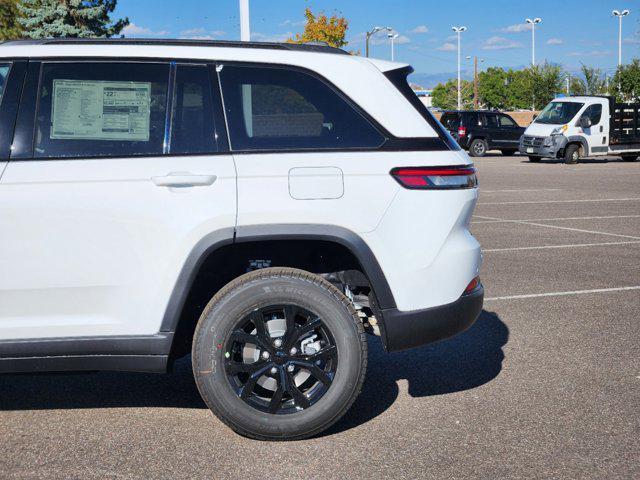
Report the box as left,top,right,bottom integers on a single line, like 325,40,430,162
519,96,640,164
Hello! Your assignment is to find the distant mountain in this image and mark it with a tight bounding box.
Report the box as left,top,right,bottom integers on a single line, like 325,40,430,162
408,70,473,89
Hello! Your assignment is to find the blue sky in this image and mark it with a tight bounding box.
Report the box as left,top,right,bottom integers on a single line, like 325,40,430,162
114,0,640,87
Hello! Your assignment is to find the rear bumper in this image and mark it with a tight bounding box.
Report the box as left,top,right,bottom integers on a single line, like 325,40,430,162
379,284,484,352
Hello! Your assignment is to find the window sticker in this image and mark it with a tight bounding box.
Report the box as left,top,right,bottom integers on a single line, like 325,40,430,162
51,79,151,141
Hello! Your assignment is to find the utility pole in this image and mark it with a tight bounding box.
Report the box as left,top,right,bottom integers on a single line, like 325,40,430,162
612,10,630,66
452,26,467,110
473,56,479,110
239,0,250,41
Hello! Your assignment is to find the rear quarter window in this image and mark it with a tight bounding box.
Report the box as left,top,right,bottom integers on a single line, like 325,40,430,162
219,64,385,151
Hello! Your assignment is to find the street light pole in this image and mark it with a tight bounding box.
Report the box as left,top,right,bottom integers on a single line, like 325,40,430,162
525,18,542,66
452,26,467,110
365,26,392,58
612,9,630,66
388,33,399,61
239,0,250,41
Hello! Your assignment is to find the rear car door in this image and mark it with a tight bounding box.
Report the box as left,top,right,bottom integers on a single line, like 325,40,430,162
0,60,236,340
496,113,523,148
478,113,501,149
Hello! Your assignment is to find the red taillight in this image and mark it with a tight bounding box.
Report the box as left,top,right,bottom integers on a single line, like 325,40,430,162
464,276,480,294
390,166,478,190
458,126,467,137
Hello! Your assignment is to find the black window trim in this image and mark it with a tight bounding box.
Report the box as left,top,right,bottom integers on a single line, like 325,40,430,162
0,59,27,160
8,57,451,161
10,57,230,161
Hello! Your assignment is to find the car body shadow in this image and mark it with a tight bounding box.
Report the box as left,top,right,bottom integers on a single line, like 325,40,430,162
0,310,508,436
324,309,508,435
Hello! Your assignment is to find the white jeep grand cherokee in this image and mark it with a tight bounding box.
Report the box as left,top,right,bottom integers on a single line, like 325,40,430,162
0,38,483,440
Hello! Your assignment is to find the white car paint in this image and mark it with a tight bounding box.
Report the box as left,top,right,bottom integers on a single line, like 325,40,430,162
0,42,480,341
0,155,236,339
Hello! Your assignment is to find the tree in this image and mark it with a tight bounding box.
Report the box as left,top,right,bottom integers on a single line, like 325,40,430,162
529,63,563,109
287,8,348,48
577,64,607,95
18,0,129,38
478,67,508,110
567,75,586,96
612,59,640,102
432,78,473,110
0,0,23,40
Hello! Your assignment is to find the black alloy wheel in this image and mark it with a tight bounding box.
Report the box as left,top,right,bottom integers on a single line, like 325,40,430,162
224,305,337,414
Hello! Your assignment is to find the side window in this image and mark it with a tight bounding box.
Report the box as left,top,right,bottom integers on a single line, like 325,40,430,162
0,64,10,103
482,114,498,128
34,62,169,159
219,65,385,151
585,104,603,125
499,114,517,127
170,64,218,154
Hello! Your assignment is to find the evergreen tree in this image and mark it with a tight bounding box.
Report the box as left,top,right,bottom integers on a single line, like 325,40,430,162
18,0,129,38
0,0,23,40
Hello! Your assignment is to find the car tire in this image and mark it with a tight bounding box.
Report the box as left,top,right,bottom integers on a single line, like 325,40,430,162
469,139,488,157
192,267,367,441
528,156,541,162
501,149,517,156
622,155,638,162
564,144,580,164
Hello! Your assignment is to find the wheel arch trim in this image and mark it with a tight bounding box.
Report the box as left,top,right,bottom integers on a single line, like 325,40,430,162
159,224,397,333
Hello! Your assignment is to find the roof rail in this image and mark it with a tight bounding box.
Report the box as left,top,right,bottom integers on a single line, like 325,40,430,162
0,38,349,55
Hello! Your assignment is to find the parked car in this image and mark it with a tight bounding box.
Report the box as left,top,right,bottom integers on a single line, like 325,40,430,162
440,110,526,157
0,38,483,440
520,96,640,164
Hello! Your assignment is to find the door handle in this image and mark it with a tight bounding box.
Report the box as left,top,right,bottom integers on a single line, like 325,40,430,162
152,173,217,187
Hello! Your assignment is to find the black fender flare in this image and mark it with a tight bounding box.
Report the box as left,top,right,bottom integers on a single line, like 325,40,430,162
159,224,397,333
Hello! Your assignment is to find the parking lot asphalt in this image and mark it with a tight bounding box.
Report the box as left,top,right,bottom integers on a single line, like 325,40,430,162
1,155,639,479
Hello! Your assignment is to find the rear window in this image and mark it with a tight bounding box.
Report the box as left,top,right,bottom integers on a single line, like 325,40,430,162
219,64,384,151
440,113,461,130
34,62,169,159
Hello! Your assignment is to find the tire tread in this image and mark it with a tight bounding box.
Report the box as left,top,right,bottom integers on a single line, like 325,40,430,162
192,267,367,441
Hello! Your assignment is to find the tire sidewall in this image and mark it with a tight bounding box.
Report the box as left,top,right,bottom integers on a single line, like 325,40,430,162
565,145,580,164
470,139,487,157
192,272,363,439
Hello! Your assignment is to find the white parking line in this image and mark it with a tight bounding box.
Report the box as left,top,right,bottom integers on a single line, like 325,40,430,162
472,214,640,224
483,240,640,252
485,285,640,301
481,188,561,194
475,215,640,240
478,197,640,205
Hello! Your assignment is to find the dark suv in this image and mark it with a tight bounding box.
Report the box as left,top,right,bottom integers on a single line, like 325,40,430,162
440,110,525,157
